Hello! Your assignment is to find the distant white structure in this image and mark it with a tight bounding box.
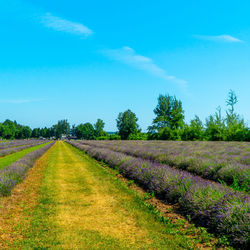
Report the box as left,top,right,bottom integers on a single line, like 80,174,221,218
61,134,67,140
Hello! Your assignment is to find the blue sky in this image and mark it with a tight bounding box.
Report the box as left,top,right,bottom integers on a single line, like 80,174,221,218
0,0,249,131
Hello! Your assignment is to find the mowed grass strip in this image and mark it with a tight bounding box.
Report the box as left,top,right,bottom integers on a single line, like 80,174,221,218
0,142,51,170
0,142,56,248
11,141,216,249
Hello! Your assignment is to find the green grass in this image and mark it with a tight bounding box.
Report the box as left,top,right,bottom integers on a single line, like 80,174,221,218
16,146,60,249
0,142,51,170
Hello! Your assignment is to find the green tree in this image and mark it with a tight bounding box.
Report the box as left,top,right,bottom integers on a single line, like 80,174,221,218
183,115,204,140
225,90,247,141
116,109,140,140
205,107,226,141
14,122,23,139
94,119,105,137
22,126,32,138
226,90,238,116
32,128,40,138
71,124,76,137
149,94,184,131
108,134,121,140
0,124,11,139
2,120,16,139
54,120,70,139
148,94,184,139
75,123,95,140
128,132,148,140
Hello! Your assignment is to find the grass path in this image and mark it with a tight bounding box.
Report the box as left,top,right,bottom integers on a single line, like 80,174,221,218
0,142,216,249
0,142,50,170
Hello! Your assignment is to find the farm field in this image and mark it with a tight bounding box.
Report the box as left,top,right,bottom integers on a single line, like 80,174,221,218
68,140,250,247
0,141,221,249
0,141,50,170
77,140,250,191
1,0,250,249
0,141,54,196
0,139,49,157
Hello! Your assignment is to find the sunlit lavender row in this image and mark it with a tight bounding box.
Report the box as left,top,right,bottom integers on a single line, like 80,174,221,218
0,139,41,149
78,140,250,191
0,139,49,157
0,142,54,197
68,140,249,247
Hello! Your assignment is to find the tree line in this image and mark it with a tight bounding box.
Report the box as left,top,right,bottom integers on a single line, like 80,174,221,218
116,90,249,141
147,90,249,141
0,90,249,141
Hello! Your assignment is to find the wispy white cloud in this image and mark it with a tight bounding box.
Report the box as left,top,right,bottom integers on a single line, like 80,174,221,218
0,99,45,104
102,46,187,87
41,13,93,37
194,34,243,43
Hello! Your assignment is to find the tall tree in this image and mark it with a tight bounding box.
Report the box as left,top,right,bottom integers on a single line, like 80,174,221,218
75,123,95,140
22,126,32,138
54,120,70,139
32,128,40,138
71,124,76,136
225,90,247,141
2,120,16,139
205,107,226,141
149,94,184,134
226,90,238,116
94,119,105,137
116,109,140,140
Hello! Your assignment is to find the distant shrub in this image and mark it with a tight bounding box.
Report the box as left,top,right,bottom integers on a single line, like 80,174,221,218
95,136,110,140
158,127,182,140
128,133,148,140
108,134,121,140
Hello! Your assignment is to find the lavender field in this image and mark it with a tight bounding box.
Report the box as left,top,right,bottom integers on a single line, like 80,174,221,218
68,140,250,247
78,140,250,191
0,139,49,157
0,141,54,196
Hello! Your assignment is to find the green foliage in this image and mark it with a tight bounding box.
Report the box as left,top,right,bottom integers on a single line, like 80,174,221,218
75,123,95,140
32,128,41,138
0,89,248,142
1,120,16,139
226,89,238,115
108,134,121,140
53,119,70,139
94,119,105,137
183,115,204,141
21,126,32,139
0,120,33,139
149,94,184,134
224,90,248,141
116,109,140,140
147,90,249,142
157,127,182,140
128,132,148,140
95,135,109,140
205,107,226,141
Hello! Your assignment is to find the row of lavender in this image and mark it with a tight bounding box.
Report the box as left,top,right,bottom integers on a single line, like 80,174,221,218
0,139,50,157
0,142,54,197
78,140,250,191
0,139,41,149
68,141,249,247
